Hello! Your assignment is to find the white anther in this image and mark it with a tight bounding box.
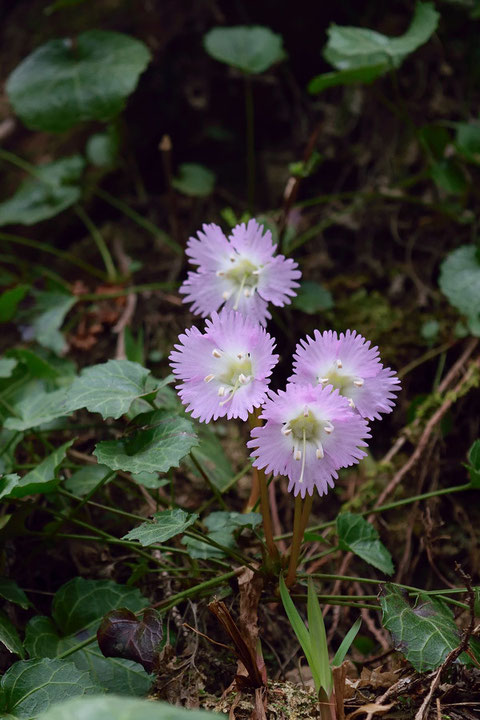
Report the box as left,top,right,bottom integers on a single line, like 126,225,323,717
212,348,222,358
282,426,292,435
319,377,330,385
244,288,251,297
336,359,343,369
294,449,302,461
316,444,324,459
204,374,215,383
353,378,364,387
238,373,248,384
324,423,334,434
348,398,356,409
216,270,225,277
222,291,232,300
218,386,226,397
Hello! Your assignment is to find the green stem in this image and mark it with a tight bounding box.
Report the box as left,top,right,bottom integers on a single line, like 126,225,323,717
245,76,255,212
189,450,228,511
94,187,182,256
50,470,115,536
318,687,333,720
286,495,304,587
74,204,117,282
258,468,279,563
0,148,46,181
0,231,106,280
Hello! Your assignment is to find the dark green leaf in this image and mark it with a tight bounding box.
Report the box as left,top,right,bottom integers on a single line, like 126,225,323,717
0,611,24,657
95,410,198,473
0,658,97,717
337,512,394,575
469,440,480,470
0,285,29,322
64,359,151,419
97,608,163,672
123,509,198,546
171,163,215,197
380,584,467,671
184,427,234,493
308,64,387,93
64,464,112,496
37,695,220,720
439,245,480,336
0,156,85,226
291,281,334,314
5,387,70,431
203,26,285,74
86,127,120,168
23,290,76,354
183,511,260,559
430,159,467,195
0,440,73,499
0,578,30,609
455,122,480,164
7,31,151,132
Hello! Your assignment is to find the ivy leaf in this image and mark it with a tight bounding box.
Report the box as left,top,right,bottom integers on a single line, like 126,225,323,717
291,281,334,314
6,30,151,132
95,410,198,473
64,359,151,419
171,163,215,197
0,611,24,657
0,578,30,609
24,578,151,696
0,156,85,226
97,608,163,672
324,2,439,72
380,584,470,671
5,387,70,431
122,509,198,547
0,658,97,718
36,694,221,720
0,440,73,499
64,464,112,496
203,26,285,74
337,512,394,575
439,245,480,336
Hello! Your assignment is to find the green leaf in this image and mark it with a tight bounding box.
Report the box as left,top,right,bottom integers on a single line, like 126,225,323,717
5,387,70,431
24,290,76,354
439,245,480,335
0,440,73,499
183,511,260,559
337,512,394,575
0,578,30,609
455,122,480,164
0,285,29,322
86,127,120,168
323,2,439,72
0,658,97,717
64,464,112,496
95,410,198,473
0,156,85,226
171,163,215,197
307,579,332,694
203,26,285,74
36,694,220,720
184,427,234,492
0,610,24,657
278,576,322,693
291,281,334,314
380,584,468,671
332,617,362,667
467,439,480,487
123,509,198,547
308,64,387,94
64,359,151,419
0,358,18,378
24,578,151,696
430,159,467,195
6,30,151,132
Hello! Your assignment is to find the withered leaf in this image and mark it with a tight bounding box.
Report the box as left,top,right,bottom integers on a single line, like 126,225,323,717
97,607,163,673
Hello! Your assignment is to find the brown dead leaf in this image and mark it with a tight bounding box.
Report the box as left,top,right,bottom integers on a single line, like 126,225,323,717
347,702,395,719
333,662,348,720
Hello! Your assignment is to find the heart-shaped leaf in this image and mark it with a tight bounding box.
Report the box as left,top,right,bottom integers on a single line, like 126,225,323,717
439,245,480,336
337,512,394,575
7,30,151,132
204,26,285,74
97,608,163,672
123,508,198,546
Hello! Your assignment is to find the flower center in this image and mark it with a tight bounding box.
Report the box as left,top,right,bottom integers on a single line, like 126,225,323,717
204,349,253,405
282,406,335,484
317,359,364,408
219,255,263,309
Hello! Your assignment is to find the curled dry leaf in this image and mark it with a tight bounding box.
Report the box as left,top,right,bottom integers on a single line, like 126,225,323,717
347,702,395,719
97,607,163,673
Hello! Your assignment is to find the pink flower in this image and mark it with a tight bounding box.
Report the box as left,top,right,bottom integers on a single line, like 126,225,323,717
289,330,400,421
247,383,370,498
179,219,301,326
169,310,278,423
